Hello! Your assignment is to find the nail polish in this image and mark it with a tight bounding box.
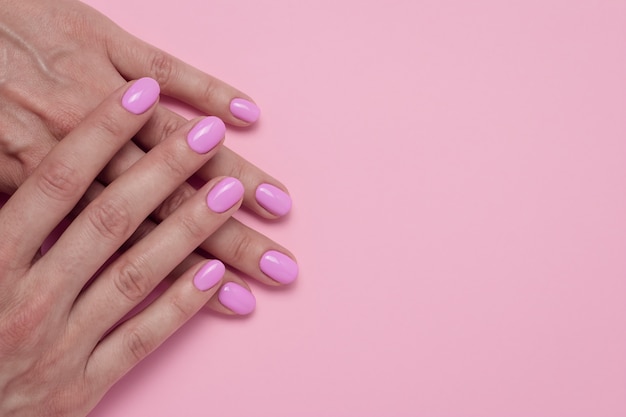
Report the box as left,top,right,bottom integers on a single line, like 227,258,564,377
187,116,226,154
193,260,225,291
218,282,256,315
122,77,160,114
255,183,292,217
206,177,244,213
230,98,260,123
259,250,298,284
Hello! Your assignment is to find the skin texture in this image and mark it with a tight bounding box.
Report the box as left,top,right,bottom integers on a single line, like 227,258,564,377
0,81,242,417
0,0,298,312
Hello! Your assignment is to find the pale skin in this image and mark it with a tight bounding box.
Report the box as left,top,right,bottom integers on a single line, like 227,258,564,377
0,0,297,315
0,80,246,416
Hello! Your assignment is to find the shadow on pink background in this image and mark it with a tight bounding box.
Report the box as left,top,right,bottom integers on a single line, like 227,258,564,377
75,0,626,415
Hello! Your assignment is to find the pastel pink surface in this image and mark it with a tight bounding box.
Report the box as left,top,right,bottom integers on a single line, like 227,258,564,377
82,0,626,416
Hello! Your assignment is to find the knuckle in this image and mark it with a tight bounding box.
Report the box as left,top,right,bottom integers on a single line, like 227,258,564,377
158,113,183,140
86,196,133,241
125,326,155,363
36,158,82,202
91,110,124,140
146,113,183,146
227,232,255,265
0,295,48,352
168,294,193,322
178,212,207,242
113,258,152,303
148,51,175,88
154,186,194,220
159,151,189,179
45,105,83,139
200,79,218,104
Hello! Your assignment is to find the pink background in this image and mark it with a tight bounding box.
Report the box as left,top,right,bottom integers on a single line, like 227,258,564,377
80,0,626,415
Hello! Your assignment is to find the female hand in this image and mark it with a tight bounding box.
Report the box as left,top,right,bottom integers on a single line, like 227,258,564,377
0,0,298,307
0,79,244,416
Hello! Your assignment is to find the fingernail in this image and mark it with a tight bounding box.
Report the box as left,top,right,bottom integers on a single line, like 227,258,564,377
230,98,260,123
218,282,256,315
122,77,160,114
259,250,298,284
206,177,244,213
187,116,226,154
255,183,292,216
193,260,225,291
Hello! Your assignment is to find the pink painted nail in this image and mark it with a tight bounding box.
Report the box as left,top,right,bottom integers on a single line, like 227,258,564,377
218,282,256,315
122,77,160,114
193,260,225,291
230,98,260,123
187,116,225,154
206,177,244,213
255,183,292,216
259,250,298,284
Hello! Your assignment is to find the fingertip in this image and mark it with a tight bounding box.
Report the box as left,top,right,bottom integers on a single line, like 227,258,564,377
122,77,160,115
187,116,226,154
254,183,293,218
192,259,225,292
218,282,256,315
259,250,299,285
229,98,261,124
206,177,245,214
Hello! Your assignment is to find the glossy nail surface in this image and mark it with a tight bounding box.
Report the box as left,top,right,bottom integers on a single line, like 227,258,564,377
122,77,160,114
187,116,225,154
230,98,260,123
193,260,225,291
206,177,244,213
218,282,256,315
259,250,298,284
255,183,292,216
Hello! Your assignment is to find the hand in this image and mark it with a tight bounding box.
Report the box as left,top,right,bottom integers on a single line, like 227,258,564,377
0,0,298,311
0,79,243,416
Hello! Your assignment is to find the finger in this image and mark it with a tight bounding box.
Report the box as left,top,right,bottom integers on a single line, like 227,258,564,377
0,78,160,270
34,114,226,297
147,175,297,286
163,250,256,316
42,180,258,316
135,106,293,219
69,175,243,342
198,146,293,219
106,31,260,126
201,218,299,286
85,258,224,388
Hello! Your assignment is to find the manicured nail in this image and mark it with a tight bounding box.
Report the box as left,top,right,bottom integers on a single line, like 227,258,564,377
218,282,256,315
259,250,298,284
193,260,225,291
255,183,292,216
122,77,160,114
206,177,244,213
230,98,260,123
187,116,226,154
